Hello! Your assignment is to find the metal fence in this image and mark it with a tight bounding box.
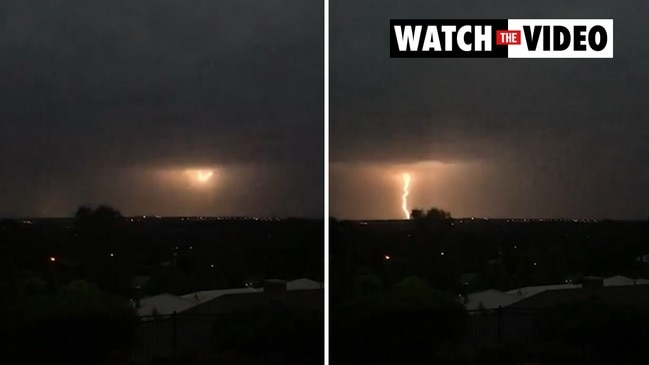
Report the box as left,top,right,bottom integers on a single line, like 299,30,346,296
134,309,323,363
134,312,222,360
464,307,539,348
135,308,538,359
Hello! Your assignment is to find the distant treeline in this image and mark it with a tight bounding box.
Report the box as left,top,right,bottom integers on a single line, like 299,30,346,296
0,205,324,299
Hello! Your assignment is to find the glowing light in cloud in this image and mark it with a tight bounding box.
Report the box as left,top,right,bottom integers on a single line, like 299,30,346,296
150,167,218,191
187,169,214,183
401,172,411,219
196,170,213,183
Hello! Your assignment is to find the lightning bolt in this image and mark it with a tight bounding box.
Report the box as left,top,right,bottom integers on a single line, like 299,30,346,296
196,170,213,182
401,173,411,219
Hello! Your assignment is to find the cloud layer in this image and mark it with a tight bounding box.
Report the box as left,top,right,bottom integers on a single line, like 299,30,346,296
0,0,323,217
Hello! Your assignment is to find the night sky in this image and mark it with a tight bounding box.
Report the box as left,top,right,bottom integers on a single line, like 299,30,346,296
331,0,648,220
0,0,323,218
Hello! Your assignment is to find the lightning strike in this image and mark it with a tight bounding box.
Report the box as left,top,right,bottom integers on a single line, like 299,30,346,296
195,170,213,183
401,172,411,219
183,169,214,184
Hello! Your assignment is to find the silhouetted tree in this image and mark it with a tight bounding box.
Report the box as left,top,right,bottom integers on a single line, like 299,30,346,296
73,204,124,244
74,205,93,222
424,207,452,221
410,207,453,227
408,208,455,286
74,204,122,229
410,209,425,220
1,278,137,364
71,205,127,293
332,275,466,365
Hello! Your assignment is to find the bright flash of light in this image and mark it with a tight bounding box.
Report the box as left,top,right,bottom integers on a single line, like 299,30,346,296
184,169,214,184
195,170,213,183
401,172,411,219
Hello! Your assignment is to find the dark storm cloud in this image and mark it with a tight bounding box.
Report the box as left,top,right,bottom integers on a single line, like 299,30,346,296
0,0,323,217
331,0,649,219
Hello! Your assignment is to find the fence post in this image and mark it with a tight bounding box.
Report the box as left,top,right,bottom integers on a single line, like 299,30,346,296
172,311,178,354
497,306,502,346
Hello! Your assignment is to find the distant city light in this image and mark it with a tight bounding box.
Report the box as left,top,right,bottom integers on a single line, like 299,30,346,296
384,255,391,260
49,256,56,262
109,253,114,257
440,252,445,256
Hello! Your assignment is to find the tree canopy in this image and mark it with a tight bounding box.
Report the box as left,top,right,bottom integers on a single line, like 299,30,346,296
411,207,452,222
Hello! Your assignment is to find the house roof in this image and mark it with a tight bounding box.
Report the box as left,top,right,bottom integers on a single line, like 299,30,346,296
137,293,196,317
175,277,322,305
507,284,649,311
287,278,323,290
506,283,581,298
467,275,649,312
182,288,324,316
138,278,323,317
465,289,521,311
181,287,261,304
603,275,649,286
